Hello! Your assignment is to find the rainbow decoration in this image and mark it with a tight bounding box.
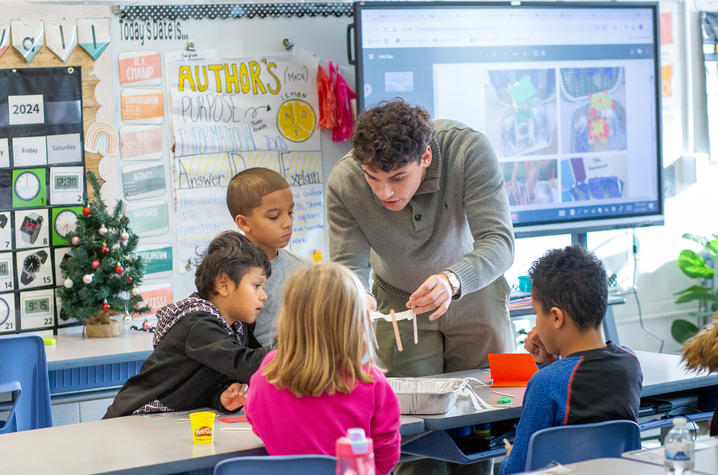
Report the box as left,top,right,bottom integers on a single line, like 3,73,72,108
85,121,118,156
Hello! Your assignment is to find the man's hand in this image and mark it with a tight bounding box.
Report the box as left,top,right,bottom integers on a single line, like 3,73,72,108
407,273,453,321
524,328,557,365
220,383,248,412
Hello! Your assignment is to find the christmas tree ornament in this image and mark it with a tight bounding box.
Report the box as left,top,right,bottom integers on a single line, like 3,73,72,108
101,245,109,255
142,319,151,330
63,278,73,289
71,236,81,246
102,302,110,312
82,273,93,284
82,206,91,216
115,264,124,274
123,314,132,323
120,231,129,241
91,260,100,270
127,277,133,284
120,240,127,248
132,287,140,296
98,225,107,236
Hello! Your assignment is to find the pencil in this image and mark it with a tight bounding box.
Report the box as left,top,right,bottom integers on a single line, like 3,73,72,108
390,309,403,352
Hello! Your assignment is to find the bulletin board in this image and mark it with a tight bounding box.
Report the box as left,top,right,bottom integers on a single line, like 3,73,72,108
0,3,113,334
107,3,355,308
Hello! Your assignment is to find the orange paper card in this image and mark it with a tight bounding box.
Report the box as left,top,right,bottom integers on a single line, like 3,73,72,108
488,353,539,387
217,416,248,423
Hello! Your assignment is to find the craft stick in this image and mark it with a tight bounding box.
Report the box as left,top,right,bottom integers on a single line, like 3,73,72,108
412,313,418,344
369,317,380,348
390,309,403,352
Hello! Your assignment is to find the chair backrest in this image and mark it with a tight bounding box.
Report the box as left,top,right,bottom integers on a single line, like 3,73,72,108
0,334,53,433
214,455,336,475
525,420,641,471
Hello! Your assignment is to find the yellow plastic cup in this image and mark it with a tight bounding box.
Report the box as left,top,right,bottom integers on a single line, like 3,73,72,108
189,411,215,444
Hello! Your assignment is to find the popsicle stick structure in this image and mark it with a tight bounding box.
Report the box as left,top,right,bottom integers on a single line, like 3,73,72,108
369,309,418,351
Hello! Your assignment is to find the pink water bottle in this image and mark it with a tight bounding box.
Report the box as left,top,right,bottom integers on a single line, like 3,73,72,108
335,427,375,475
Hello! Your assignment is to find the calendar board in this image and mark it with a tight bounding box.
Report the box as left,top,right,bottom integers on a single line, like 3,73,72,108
0,67,84,334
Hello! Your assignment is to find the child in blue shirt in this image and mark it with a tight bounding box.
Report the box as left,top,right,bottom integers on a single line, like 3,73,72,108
499,245,643,474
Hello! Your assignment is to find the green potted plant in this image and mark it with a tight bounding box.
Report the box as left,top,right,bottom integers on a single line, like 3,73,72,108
672,233,718,343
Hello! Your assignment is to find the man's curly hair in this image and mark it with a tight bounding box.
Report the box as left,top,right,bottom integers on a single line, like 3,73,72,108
351,99,435,171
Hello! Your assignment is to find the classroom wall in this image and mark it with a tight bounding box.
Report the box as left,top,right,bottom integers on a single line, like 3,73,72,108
5,0,717,356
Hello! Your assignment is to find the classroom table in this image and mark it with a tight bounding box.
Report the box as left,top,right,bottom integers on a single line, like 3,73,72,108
522,457,667,474
44,325,153,397
623,436,718,475
0,411,425,474
400,350,718,465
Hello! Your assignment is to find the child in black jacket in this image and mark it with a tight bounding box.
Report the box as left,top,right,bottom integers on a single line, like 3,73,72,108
104,231,271,418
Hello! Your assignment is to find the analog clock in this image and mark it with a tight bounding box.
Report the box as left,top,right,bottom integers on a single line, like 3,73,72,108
54,209,78,238
0,297,9,326
14,171,41,201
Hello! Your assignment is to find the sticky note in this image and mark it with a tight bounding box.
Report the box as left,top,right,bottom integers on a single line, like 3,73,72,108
488,353,539,387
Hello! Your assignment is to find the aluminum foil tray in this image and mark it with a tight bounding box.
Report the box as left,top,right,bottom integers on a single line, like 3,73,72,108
387,377,467,415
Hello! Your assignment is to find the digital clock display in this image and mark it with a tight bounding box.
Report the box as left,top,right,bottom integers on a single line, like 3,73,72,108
55,175,79,189
21,216,37,233
25,297,50,314
0,261,8,277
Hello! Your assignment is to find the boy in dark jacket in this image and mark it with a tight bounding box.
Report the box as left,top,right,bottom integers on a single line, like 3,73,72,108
104,231,271,418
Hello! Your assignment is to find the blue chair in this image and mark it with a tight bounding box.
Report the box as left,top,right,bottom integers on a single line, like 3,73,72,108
524,420,641,471
0,334,53,433
214,455,336,475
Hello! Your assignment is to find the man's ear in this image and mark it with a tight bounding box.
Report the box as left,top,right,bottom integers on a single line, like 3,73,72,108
214,273,232,297
234,214,250,233
421,145,432,168
550,306,566,329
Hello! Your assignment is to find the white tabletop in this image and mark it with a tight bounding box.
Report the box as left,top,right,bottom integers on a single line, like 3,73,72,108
0,411,264,475
0,411,425,474
41,325,153,369
523,457,665,474
623,437,718,475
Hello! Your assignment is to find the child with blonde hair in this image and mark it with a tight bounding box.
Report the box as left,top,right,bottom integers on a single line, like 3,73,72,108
244,262,401,474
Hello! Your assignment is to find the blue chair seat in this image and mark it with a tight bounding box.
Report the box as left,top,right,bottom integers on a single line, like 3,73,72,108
0,334,53,433
215,454,336,474
525,420,641,471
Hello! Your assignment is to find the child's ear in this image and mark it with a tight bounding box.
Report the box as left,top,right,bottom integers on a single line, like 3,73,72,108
550,307,566,328
234,214,250,232
214,273,232,297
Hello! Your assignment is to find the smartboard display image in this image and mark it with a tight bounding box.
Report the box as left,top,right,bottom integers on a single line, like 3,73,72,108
353,1,663,238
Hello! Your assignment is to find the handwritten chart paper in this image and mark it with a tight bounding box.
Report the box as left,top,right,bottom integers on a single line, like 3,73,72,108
173,151,323,270
167,53,320,156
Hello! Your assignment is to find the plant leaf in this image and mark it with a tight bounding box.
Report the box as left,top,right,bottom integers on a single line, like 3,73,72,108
671,319,699,343
677,249,715,279
674,286,718,303
707,238,718,260
683,233,709,246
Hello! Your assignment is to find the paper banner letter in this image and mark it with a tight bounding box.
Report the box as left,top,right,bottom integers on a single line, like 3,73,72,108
85,121,118,155
45,23,77,62
0,25,9,58
77,18,109,60
11,21,44,62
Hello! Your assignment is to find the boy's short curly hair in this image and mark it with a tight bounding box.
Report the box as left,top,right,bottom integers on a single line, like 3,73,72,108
226,167,290,218
351,99,435,171
194,231,271,300
529,245,607,329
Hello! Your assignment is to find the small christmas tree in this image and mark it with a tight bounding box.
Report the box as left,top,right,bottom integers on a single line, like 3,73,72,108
58,171,150,331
